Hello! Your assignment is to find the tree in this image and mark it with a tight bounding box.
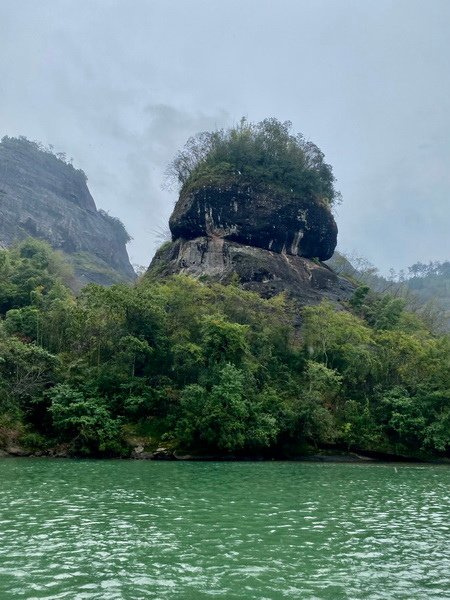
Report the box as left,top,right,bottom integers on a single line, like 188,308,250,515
286,361,342,447
340,399,380,451
167,118,341,207
48,384,124,455
176,364,278,452
302,301,376,386
200,315,249,367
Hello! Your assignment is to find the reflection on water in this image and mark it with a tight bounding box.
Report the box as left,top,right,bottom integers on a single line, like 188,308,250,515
0,460,449,599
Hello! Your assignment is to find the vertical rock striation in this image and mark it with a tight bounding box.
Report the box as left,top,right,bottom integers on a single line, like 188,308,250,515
148,184,354,305
0,136,135,287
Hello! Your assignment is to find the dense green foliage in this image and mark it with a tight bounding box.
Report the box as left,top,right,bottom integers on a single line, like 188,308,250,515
0,240,448,458
168,118,341,206
329,253,450,331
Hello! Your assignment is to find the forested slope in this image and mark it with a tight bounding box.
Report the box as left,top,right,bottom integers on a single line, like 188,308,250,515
328,254,450,331
0,240,448,460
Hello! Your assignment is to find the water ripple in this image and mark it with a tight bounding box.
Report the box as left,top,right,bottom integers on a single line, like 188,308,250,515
0,460,449,599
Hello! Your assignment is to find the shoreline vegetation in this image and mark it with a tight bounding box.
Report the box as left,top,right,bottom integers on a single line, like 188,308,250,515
0,239,448,463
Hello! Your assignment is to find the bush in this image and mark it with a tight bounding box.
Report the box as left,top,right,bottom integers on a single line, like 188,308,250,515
175,364,278,452
167,118,341,206
48,384,125,456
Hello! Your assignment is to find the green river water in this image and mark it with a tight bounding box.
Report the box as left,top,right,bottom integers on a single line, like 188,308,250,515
0,459,449,599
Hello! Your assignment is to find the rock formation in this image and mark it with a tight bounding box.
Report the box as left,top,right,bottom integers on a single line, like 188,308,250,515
0,136,135,287
170,185,337,261
148,184,354,305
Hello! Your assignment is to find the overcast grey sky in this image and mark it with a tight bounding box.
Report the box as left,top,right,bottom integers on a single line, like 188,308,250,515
1,0,449,273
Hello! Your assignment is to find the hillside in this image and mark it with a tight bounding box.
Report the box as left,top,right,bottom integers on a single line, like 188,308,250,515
0,241,448,461
0,121,447,461
0,136,135,288
327,253,450,330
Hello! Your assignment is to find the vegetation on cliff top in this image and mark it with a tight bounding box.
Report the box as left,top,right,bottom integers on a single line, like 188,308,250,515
0,239,448,459
1,135,87,180
167,118,341,207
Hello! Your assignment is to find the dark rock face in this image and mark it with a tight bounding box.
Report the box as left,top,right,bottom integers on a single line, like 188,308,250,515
0,137,135,287
149,237,354,306
170,185,337,261
150,182,352,306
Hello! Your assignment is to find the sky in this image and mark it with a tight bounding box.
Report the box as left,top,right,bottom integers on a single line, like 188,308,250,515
1,0,449,274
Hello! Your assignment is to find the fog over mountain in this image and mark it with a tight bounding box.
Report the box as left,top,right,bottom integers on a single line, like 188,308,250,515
1,0,449,273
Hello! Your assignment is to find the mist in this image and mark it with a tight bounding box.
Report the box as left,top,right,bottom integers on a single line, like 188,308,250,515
1,0,449,272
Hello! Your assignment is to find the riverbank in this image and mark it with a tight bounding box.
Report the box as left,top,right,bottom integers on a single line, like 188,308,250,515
1,443,447,464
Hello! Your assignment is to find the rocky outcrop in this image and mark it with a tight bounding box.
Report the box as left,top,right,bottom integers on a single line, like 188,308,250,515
0,136,135,287
149,183,353,305
170,185,337,261
149,236,353,305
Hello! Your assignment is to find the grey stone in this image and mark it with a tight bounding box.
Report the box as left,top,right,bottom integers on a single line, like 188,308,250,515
5,445,31,457
149,181,354,307
148,237,355,307
0,136,135,288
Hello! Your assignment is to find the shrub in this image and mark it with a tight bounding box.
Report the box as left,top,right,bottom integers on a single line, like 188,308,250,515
167,118,341,206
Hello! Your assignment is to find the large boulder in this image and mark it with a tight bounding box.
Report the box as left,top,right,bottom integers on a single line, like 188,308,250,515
149,177,353,306
170,185,337,262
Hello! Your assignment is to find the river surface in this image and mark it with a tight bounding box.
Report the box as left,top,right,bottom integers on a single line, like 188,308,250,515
0,460,449,599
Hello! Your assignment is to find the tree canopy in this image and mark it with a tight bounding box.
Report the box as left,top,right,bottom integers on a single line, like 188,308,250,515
0,241,448,458
167,118,341,207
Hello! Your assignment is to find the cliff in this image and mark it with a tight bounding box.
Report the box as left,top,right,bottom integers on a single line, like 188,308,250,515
0,136,135,287
170,185,337,261
148,184,354,305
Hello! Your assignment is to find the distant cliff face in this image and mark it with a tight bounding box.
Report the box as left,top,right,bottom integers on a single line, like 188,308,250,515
149,184,353,306
0,136,135,287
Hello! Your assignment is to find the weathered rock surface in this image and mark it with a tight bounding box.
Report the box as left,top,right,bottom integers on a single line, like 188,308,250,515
170,185,337,261
0,136,135,287
5,445,32,457
149,181,353,305
149,236,354,305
